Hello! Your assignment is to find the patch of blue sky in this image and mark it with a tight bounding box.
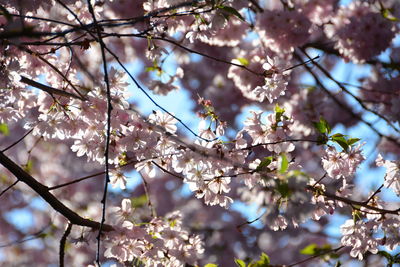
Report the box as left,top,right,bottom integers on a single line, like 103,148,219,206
124,55,200,132
108,170,142,194
324,212,348,239
339,0,354,6
231,202,265,229
29,196,49,211
4,208,35,233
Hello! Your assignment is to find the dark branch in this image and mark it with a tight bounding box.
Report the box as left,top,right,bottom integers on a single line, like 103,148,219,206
0,151,113,231
59,222,73,267
0,180,19,198
20,75,85,100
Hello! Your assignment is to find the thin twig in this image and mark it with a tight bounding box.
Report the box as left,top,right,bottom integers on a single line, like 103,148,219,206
14,45,86,100
286,246,344,267
249,0,264,12
308,186,399,215
152,161,184,180
236,210,266,230
283,55,320,72
139,174,157,217
300,49,400,134
0,224,51,248
85,0,113,263
59,222,73,267
0,180,19,198
1,129,33,152
311,173,327,188
48,155,177,191
242,138,319,150
364,184,385,204
103,44,217,142
9,13,76,27
121,34,262,76
48,171,105,191
293,51,400,147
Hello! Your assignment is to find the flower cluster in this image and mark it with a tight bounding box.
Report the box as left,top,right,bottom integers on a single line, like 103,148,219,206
299,0,338,25
105,200,204,266
325,1,397,63
257,9,312,53
252,56,291,103
241,109,295,153
376,154,400,196
228,47,267,101
322,145,365,182
341,215,400,260
340,219,379,260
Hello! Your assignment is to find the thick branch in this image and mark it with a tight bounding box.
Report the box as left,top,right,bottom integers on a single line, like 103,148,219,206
0,151,113,231
20,75,85,100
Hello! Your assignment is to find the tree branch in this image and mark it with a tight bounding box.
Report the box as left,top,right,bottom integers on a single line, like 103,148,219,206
59,222,72,267
0,151,114,231
19,75,85,100
307,186,399,215
0,179,19,198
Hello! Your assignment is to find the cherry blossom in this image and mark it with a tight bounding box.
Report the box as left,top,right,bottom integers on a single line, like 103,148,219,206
376,154,400,196
0,0,399,266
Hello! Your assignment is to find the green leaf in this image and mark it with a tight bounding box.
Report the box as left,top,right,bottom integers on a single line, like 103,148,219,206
319,244,332,252
331,133,345,138
378,250,393,261
287,169,307,177
329,252,340,259
24,159,33,174
218,5,245,21
118,152,128,166
316,134,328,145
313,117,331,134
274,104,285,122
256,156,273,172
276,181,290,198
381,8,399,21
278,154,288,174
394,252,400,263
300,244,317,255
331,135,349,151
236,57,249,66
131,195,148,208
37,232,48,239
347,138,360,146
300,243,333,258
258,253,270,265
145,66,158,72
204,264,218,267
234,259,246,267
0,123,9,136
248,252,270,267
